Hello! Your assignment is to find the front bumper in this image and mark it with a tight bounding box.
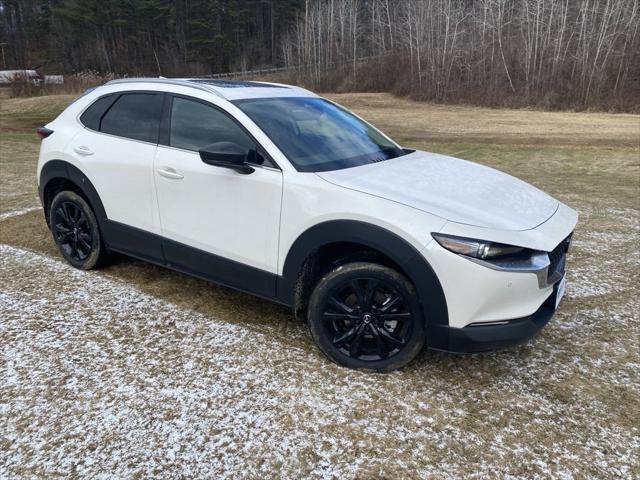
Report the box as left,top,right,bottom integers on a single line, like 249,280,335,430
427,286,558,353
422,228,571,352
422,239,558,330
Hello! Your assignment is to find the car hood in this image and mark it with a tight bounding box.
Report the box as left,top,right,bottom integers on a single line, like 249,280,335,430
316,150,559,231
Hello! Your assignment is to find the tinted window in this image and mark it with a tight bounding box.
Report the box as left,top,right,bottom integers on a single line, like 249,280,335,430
100,93,163,143
234,97,405,172
170,97,255,153
79,94,116,131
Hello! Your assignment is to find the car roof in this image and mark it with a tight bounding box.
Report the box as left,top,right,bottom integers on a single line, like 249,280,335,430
104,77,316,101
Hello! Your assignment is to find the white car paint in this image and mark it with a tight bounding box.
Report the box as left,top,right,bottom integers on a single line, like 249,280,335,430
69,128,159,234
154,145,283,272
316,150,559,231
38,78,578,331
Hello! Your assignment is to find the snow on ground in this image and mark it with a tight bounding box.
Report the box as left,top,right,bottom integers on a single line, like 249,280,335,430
0,206,40,221
566,206,639,300
1,233,638,478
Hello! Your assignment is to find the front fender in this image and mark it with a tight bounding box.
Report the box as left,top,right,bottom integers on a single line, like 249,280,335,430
276,219,449,332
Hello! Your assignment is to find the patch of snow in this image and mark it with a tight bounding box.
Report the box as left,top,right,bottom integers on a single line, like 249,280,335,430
0,206,41,221
1,244,638,478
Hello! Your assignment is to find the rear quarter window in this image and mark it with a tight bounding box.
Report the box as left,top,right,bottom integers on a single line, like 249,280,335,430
79,94,117,131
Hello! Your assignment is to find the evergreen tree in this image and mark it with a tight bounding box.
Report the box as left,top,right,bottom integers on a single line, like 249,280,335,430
0,0,304,74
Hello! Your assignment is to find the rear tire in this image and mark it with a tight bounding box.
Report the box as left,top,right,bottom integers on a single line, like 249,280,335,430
49,191,106,270
307,262,425,372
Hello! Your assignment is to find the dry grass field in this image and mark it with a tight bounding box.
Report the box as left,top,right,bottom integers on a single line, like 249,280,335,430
1,93,639,478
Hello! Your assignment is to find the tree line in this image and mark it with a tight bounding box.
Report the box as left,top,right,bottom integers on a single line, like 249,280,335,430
1,0,638,110
283,0,640,110
0,0,302,75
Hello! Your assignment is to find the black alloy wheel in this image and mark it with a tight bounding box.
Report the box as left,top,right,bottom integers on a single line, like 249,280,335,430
308,262,425,371
49,191,105,270
324,277,413,360
53,201,93,261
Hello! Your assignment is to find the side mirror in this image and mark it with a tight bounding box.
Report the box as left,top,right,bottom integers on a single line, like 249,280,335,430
199,142,255,174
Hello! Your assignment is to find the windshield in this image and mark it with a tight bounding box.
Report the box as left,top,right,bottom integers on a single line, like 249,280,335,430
233,97,406,172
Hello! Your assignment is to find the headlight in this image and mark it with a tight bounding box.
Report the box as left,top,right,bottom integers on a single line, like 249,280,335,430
432,233,527,260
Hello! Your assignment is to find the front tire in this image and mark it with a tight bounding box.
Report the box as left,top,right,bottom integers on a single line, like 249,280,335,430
307,262,425,372
49,191,105,270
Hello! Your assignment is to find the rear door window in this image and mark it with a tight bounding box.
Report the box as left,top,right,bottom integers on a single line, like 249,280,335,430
100,93,163,143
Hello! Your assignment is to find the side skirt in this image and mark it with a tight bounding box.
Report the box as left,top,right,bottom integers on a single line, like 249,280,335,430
104,220,286,306
103,219,163,262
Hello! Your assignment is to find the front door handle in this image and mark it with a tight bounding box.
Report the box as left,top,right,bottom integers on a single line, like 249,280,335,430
73,145,94,156
157,167,184,180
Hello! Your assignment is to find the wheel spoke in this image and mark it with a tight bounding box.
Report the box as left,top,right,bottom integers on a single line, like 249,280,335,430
56,207,70,224
380,295,402,313
70,204,80,222
349,325,365,357
54,224,72,242
323,312,359,322
63,203,74,223
380,312,412,322
379,328,406,346
370,325,388,358
333,326,358,345
68,238,78,258
78,236,92,250
77,245,88,259
328,295,355,315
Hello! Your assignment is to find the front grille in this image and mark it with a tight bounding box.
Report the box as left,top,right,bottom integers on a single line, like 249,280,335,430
547,234,572,283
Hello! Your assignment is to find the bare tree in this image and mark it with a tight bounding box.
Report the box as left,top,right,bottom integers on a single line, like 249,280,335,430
282,0,640,110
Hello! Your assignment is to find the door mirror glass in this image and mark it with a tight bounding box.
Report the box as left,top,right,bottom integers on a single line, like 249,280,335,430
199,142,255,174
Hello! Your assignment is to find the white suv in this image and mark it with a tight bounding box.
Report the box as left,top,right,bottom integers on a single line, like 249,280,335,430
37,79,577,371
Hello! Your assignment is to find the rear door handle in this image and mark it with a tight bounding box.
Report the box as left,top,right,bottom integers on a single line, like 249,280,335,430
73,145,94,156
157,167,184,180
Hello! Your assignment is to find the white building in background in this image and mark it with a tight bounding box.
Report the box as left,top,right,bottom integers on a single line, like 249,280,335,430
0,70,64,85
44,75,64,84
0,69,42,84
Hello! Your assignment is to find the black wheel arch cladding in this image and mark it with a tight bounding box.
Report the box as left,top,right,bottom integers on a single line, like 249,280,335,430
277,220,449,331
40,160,108,229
